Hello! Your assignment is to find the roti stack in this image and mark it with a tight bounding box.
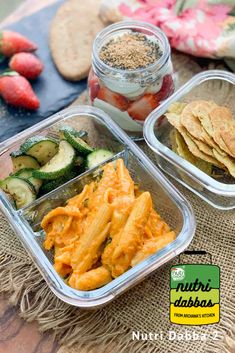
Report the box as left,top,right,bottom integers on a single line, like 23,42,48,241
166,100,235,178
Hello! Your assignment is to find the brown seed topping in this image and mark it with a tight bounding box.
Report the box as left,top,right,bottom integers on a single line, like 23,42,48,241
99,32,162,70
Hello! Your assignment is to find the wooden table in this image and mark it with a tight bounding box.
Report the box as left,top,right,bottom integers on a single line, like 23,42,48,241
0,295,58,353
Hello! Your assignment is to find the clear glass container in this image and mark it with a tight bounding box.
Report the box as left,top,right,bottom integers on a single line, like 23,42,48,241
144,70,235,210
0,106,195,308
88,21,174,139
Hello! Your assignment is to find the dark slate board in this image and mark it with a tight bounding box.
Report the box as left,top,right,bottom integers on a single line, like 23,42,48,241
0,1,87,142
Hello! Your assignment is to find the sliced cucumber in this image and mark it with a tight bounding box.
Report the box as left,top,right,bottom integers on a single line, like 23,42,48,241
0,176,36,209
14,168,42,193
11,151,40,173
59,126,88,141
86,149,114,169
32,140,76,180
63,131,93,155
40,169,78,194
20,136,59,165
14,168,34,179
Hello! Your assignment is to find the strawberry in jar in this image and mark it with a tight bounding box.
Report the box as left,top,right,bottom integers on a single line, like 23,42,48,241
88,21,174,139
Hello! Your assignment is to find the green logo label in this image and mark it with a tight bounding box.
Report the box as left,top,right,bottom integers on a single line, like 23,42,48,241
170,264,220,325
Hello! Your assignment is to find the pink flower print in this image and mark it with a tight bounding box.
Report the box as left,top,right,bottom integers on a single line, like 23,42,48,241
119,0,233,58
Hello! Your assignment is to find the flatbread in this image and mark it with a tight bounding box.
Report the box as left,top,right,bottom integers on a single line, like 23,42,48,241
194,103,230,156
166,112,223,167
167,102,187,115
174,131,212,175
170,130,204,190
50,0,104,81
191,100,222,149
213,149,235,178
209,107,235,158
222,130,235,158
181,101,217,146
187,133,214,157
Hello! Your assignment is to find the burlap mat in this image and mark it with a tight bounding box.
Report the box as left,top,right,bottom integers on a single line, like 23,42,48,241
0,53,234,353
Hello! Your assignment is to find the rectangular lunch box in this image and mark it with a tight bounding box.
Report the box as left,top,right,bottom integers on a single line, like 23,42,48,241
0,105,195,308
144,70,235,210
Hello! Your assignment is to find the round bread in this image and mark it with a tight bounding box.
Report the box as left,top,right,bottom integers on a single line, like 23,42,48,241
50,0,104,81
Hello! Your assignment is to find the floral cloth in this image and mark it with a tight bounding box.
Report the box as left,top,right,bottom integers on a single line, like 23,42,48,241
99,0,235,58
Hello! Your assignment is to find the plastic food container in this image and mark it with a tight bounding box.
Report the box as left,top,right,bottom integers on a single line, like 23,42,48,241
0,106,195,308
88,21,174,139
144,70,235,210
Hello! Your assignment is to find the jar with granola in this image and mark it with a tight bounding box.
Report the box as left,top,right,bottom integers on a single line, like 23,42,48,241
88,21,174,138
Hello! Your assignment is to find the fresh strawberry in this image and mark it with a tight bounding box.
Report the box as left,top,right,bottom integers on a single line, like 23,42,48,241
97,86,129,111
9,53,43,80
0,30,37,57
0,71,40,110
88,70,100,102
127,94,159,121
157,74,174,102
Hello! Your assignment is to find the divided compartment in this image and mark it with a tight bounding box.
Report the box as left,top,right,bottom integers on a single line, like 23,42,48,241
21,149,184,269
0,105,195,307
0,107,125,208
144,70,235,210
21,151,125,262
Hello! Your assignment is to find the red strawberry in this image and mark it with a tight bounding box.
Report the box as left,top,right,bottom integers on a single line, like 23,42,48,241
9,53,44,80
157,74,174,102
88,70,100,102
0,72,40,110
0,30,37,57
127,94,159,121
97,86,129,111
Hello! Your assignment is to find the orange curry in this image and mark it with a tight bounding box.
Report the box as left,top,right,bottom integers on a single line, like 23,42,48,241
41,159,175,291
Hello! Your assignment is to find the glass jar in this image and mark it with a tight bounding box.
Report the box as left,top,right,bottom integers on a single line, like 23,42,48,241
88,21,174,138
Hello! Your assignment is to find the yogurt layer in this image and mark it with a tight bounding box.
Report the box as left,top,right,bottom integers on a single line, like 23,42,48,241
94,98,143,132
100,77,146,99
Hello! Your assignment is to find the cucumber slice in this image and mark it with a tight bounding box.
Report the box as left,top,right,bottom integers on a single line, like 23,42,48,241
40,169,78,194
32,140,76,180
20,136,59,165
63,131,93,155
14,168,42,193
0,176,36,209
14,168,34,179
11,151,40,172
86,149,114,169
59,126,88,141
